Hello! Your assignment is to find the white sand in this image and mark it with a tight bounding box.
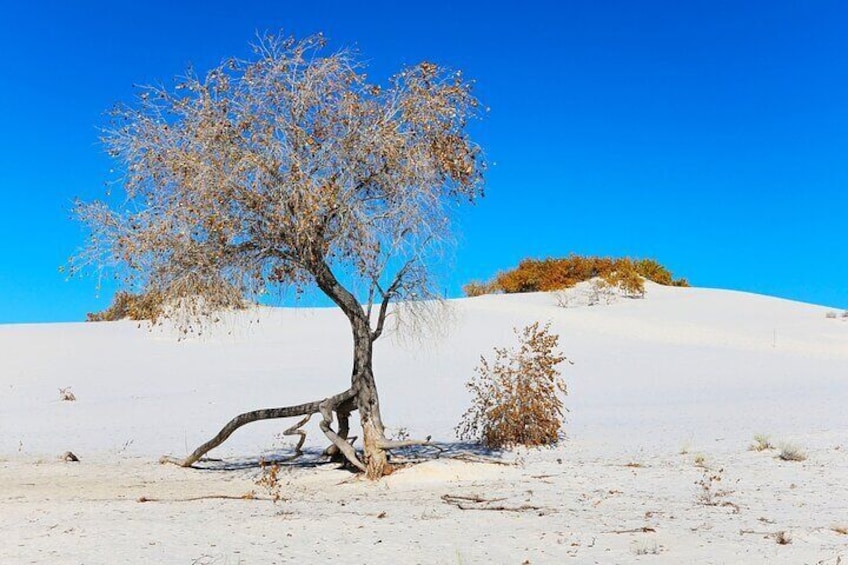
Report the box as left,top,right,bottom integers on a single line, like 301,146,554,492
2,282,847,563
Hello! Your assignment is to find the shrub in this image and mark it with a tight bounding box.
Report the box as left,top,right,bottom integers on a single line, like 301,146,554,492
777,443,806,462
603,259,645,298
86,290,164,322
463,255,686,297
86,277,246,322
749,434,774,452
462,280,498,298
456,321,568,448
633,258,673,285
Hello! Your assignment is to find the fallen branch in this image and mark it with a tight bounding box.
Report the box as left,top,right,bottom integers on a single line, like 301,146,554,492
137,493,266,502
604,527,657,534
448,453,516,466
441,494,543,513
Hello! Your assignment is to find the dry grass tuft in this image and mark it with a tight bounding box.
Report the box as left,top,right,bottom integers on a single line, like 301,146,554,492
632,541,660,555
749,434,775,452
773,530,793,545
777,443,807,462
59,387,77,402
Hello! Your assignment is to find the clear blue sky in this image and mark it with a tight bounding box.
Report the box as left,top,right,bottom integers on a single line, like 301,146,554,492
1,0,846,323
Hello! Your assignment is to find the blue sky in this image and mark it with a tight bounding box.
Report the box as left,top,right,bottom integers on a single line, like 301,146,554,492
0,0,846,323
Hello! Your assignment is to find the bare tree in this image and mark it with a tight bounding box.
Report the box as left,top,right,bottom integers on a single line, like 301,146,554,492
73,33,485,478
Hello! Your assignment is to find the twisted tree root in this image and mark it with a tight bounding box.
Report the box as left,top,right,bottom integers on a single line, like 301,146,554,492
160,388,358,468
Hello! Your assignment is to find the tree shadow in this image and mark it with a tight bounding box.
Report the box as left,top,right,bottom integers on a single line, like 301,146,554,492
187,441,507,472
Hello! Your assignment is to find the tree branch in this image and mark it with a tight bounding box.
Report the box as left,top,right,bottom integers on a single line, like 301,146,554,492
160,388,355,467
371,259,414,341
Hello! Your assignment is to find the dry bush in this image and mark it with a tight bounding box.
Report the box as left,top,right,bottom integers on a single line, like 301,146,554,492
587,277,616,305
462,280,498,298
749,434,775,452
826,311,838,319
466,255,685,297
777,443,807,462
602,259,645,298
773,531,793,545
58,387,77,402
86,290,164,321
456,321,568,448
86,277,245,324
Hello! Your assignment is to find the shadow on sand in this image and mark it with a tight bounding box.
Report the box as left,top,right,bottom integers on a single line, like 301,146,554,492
188,441,507,472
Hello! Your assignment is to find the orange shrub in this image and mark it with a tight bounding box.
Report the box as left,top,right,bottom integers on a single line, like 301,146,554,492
456,322,568,448
463,255,687,296
86,290,164,321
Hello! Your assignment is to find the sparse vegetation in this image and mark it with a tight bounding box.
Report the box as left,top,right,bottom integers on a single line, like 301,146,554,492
463,255,687,298
462,280,499,298
777,443,807,462
695,467,733,507
256,461,284,503
749,434,775,452
86,290,165,322
58,387,77,402
456,322,568,448
773,530,793,545
86,279,245,323
632,541,660,556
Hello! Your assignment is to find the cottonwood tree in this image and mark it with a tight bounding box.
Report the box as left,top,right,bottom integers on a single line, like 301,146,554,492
74,33,485,478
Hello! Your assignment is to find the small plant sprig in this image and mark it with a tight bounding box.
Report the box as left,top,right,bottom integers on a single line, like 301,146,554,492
695,467,739,512
749,434,775,452
256,460,284,503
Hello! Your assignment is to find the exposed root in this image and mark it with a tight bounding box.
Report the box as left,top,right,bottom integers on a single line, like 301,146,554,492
280,414,312,460
160,388,355,468
324,397,355,459
319,398,367,473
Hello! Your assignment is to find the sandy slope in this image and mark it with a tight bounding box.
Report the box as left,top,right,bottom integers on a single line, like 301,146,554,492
1,283,847,563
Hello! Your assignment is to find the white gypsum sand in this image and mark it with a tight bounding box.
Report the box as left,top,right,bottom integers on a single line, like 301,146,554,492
1,282,847,563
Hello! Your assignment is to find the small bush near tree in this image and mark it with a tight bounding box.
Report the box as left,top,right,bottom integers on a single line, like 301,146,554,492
456,322,568,448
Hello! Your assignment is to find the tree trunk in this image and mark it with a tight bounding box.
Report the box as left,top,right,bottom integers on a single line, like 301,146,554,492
314,260,391,479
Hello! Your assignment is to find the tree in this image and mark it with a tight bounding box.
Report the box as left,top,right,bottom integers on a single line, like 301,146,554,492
73,33,485,479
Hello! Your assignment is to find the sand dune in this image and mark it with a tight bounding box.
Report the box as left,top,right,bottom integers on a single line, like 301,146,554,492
2,283,846,563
